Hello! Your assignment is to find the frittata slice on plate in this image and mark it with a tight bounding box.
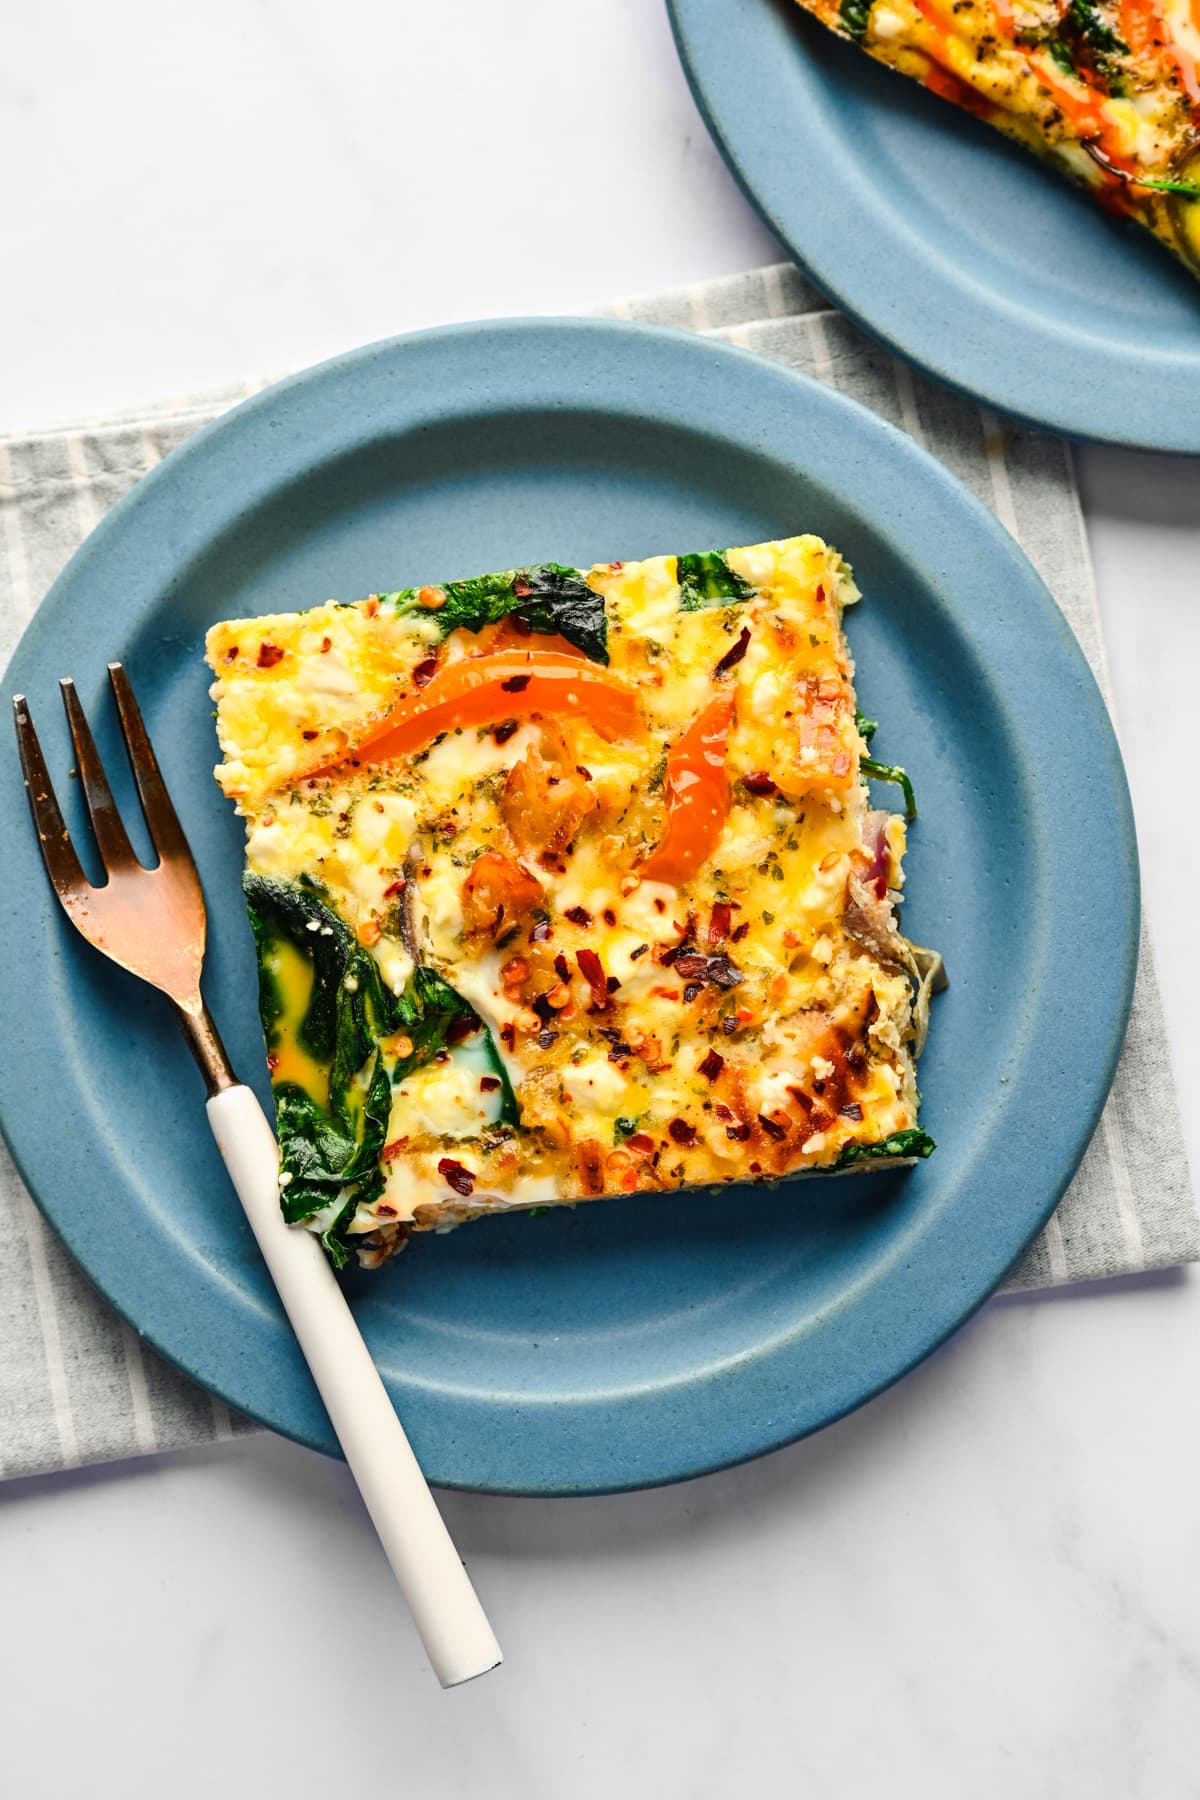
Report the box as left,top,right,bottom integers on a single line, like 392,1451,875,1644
206,538,942,1269
795,0,1200,272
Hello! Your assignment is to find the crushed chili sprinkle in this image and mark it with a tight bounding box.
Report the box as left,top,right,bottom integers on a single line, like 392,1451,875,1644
576,947,609,1010
554,953,570,982
742,770,778,797
708,901,731,944
493,718,520,745
302,729,318,741
412,657,438,688
713,625,751,677
668,1118,697,1147
698,1049,725,1082
726,1122,751,1142
501,673,531,694
257,642,285,668
731,920,751,943
531,918,552,942
758,1114,787,1141
382,878,406,898
223,646,239,663
629,943,649,960
320,636,332,652
627,1132,655,1153
438,1157,475,1196
479,1076,502,1093
564,905,591,927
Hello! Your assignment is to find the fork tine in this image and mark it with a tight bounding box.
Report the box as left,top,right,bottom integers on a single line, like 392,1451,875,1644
12,694,89,895
106,662,192,864
59,678,139,870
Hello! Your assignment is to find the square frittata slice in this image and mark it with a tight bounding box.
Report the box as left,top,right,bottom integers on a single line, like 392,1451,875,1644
206,538,940,1268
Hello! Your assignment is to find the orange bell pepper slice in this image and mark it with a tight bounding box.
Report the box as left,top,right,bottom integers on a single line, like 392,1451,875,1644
639,691,735,887
322,648,644,772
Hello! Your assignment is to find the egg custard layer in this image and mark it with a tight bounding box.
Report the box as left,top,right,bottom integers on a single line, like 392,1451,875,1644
206,539,941,1268
793,0,1200,273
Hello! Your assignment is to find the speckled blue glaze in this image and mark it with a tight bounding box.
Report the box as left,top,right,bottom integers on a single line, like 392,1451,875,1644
0,320,1137,1492
668,0,1200,453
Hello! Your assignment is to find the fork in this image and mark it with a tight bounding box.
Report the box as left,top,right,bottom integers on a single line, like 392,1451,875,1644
12,664,502,1689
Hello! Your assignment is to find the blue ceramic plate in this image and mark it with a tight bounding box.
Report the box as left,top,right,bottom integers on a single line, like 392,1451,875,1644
0,320,1137,1493
668,0,1200,452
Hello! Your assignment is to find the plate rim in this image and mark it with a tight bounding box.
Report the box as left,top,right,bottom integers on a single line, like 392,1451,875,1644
0,315,1140,1492
666,0,1200,456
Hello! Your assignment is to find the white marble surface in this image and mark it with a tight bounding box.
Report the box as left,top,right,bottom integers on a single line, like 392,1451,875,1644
3,4,1200,1796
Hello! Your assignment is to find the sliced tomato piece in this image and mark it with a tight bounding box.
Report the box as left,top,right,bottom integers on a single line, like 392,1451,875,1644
317,649,643,773
639,691,735,888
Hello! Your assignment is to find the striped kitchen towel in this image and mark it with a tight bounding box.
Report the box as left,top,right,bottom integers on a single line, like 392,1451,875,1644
0,265,1196,1481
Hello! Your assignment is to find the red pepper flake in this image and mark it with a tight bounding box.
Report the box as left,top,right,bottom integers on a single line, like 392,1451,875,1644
565,905,591,927
713,625,751,678
708,901,731,944
501,673,532,694
653,898,666,914
257,642,285,668
501,1023,516,1049
531,918,552,942
413,656,438,688
382,878,406,898
629,943,649,960
668,1118,696,1147
726,1122,752,1142
576,765,593,782
480,1076,501,1093
576,947,609,1010
606,975,621,993
706,954,744,990
364,596,380,618
382,1137,410,1161
814,583,825,605
511,575,532,598
302,729,318,741
554,952,570,982
731,920,751,943
603,907,616,926
674,953,708,979
698,1049,725,1082
223,646,239,663
627,1132,655,1153
683,983,703,1003
376,1204,398,1218
742,770,778,797
714,1103,734,1122
721,1015,739,1036
758,1113,787,1141
839,1101,863,1120
438,1157,476,1197
493,718,520,745
265,1052,279,1072
320,636,332,653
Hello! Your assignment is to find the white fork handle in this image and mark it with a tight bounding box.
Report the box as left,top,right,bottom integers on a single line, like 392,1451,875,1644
205,1082,502,1689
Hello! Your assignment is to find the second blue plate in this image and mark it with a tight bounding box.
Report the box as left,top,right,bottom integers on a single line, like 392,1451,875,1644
669,0,1200,452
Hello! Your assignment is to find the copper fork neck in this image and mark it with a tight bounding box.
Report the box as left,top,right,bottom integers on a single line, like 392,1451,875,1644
175,999,239,1098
